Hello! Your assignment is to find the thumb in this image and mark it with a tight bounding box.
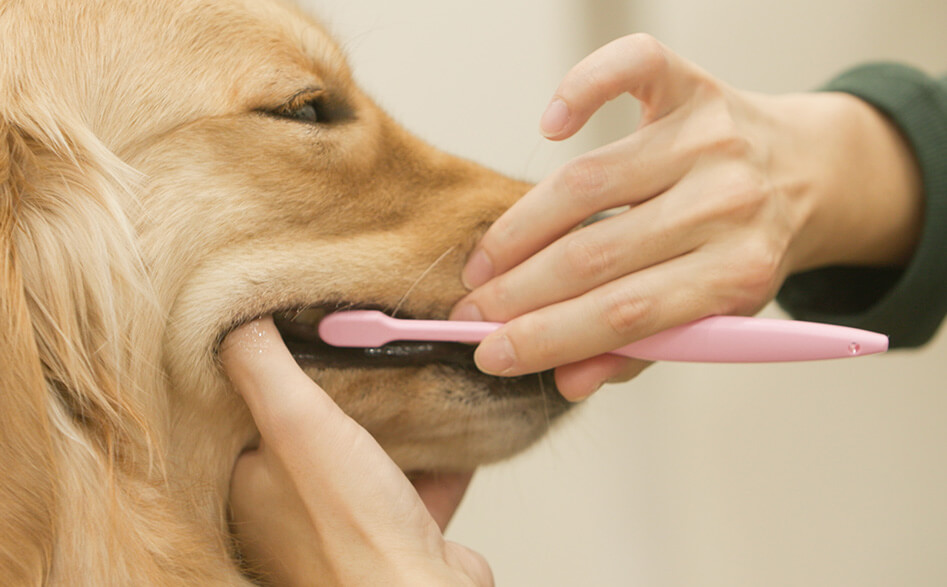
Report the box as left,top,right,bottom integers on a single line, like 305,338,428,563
219,316,356,460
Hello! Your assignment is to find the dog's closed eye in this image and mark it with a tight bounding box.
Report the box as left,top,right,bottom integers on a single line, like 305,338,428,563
268,88,326,123
283,101,320,123
263,87,352,125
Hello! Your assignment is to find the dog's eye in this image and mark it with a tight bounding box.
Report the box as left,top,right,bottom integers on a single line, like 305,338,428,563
283,101,320,124
261,89,354,126
266,89,328,124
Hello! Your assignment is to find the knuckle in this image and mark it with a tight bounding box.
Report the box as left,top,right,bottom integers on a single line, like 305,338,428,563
699,108,750,156
681,166,767,233
487,211,515,244
559,156,609,209
481,278,515,319
573,61,611,101
686,95,751,158
718,166,767,219
561,235,612,282
713,128,753,158
690,73,728,102
509,314,556,368
732,238,784,307
599,288,654,340
621,33,669,80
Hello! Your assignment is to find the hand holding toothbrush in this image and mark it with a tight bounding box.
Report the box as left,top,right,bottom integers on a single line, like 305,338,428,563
450,35,922,400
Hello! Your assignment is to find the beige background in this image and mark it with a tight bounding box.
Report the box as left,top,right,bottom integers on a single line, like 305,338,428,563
303,1,947,585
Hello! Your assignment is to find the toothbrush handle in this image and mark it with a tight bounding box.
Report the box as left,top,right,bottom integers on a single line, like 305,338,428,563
615,316,888,362
396,318,501,344
318,311,888,362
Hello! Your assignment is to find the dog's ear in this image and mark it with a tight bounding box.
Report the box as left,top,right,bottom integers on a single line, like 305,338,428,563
0,121,57,583
1,118,167,580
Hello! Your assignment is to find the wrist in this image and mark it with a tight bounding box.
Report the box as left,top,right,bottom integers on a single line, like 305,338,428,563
773,91,923,273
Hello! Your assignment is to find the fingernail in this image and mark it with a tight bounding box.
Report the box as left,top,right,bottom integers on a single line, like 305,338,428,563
475,334,516,375
540,98,569,137
449,301,483,322
461,249,494,290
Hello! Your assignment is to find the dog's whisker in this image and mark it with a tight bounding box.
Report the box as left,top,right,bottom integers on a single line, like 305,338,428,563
521,135,546,180
391,245,457,318
537,372,552,433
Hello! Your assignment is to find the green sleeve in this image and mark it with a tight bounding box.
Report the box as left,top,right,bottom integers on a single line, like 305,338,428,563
776,63,947,348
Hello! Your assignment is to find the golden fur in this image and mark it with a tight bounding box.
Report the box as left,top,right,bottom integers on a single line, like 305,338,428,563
1,0,569,583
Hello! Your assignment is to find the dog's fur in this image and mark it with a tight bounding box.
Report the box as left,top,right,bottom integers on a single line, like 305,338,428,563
0,0,571,583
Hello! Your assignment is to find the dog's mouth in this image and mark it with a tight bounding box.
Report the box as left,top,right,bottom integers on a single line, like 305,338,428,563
272,305,483,370
270,304,567,409
268,304,570,471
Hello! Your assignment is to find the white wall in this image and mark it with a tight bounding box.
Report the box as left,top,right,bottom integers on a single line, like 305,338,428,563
303,1,947,585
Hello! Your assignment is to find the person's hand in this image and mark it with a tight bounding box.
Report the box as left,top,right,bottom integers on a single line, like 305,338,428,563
451,34,923,400
223,317,491,587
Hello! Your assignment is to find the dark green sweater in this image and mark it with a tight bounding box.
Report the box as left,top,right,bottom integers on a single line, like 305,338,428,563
777,63,947,348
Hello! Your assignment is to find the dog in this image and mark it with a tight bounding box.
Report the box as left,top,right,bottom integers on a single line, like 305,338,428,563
0,0,572,583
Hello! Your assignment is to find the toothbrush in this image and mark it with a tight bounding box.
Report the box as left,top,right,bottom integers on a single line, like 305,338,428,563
317,310,888,363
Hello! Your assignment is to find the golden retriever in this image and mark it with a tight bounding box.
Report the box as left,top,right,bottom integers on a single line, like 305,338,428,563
0,0,571,583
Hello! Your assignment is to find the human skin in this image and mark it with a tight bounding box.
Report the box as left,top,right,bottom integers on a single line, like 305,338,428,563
223,318,491,587
450,34,924,400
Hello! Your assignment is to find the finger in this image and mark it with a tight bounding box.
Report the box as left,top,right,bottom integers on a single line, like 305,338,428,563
229,449,300,529
459,118,699,291
222,318,441,530
472,250,724,377
229,449,322,583
412,471,475,532
220,317,389,492
229,449,270,515
607,359,654,384
455,187,706,322
553,355,651,402
220,317,346,446
540,33,699,140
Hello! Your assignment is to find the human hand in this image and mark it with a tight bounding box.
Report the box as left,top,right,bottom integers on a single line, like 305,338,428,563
223,317,491,587
451,34,923,400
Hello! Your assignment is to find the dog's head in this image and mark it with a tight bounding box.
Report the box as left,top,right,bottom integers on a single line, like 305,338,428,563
2,0,570,482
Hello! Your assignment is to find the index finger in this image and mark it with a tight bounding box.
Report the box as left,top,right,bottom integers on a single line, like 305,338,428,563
461,36,702,290
541,33,698,140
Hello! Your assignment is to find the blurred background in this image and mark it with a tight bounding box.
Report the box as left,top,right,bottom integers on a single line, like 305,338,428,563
302,1,947,584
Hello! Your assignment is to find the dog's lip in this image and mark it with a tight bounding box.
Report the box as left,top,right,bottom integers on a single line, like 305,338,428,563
272,305,480,369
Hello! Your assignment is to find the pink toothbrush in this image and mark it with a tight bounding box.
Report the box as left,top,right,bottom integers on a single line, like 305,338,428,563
317,310,888,363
